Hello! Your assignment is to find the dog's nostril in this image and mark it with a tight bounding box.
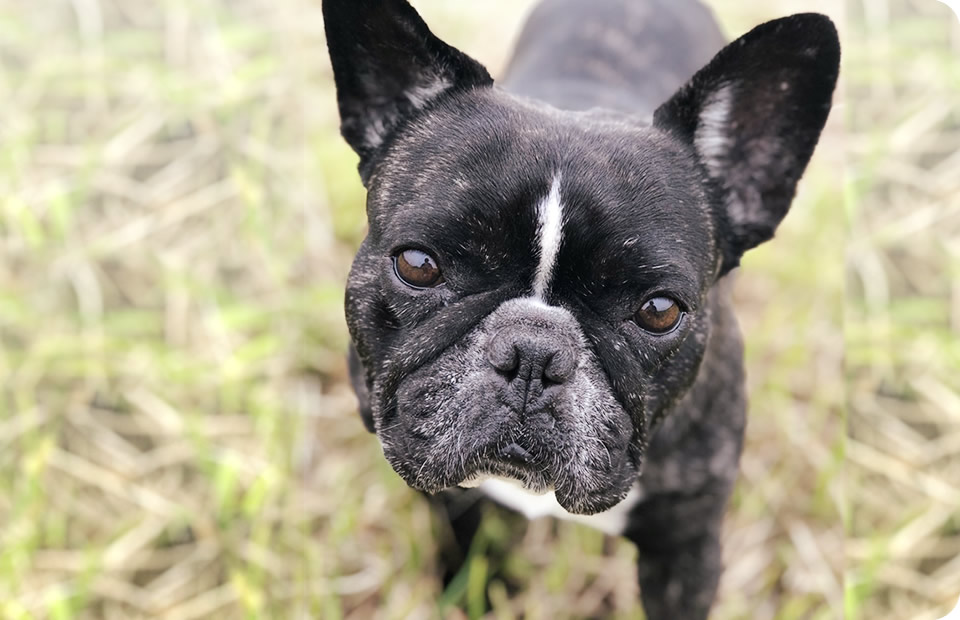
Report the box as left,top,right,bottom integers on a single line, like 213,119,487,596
486,333,520,374
543,347,576,385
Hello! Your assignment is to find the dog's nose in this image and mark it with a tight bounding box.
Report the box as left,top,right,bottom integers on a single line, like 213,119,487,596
486,327,578,386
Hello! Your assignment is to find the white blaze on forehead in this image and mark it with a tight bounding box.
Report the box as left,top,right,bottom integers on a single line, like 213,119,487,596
533,175,564,299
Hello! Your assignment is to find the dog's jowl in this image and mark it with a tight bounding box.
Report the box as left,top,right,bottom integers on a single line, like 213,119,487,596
323,0,839,616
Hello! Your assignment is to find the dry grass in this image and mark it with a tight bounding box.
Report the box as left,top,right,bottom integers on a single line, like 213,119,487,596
0,0,956,618
846,1,960,618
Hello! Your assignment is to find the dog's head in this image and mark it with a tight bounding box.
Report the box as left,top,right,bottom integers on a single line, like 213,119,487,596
325,0,839,514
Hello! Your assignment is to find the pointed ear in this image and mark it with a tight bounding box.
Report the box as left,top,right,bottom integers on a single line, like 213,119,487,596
323,0,493,183
653,14,840,270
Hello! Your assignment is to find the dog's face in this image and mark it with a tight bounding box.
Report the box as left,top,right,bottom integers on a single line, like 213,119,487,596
346,100,720,513
325,0,839,514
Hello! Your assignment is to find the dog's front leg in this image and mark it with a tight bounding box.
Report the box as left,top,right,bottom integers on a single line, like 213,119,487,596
427,488,489,584
634,529,722,619
624,484,732,619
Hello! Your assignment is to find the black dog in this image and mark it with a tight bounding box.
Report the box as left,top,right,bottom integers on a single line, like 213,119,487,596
323,0,839,616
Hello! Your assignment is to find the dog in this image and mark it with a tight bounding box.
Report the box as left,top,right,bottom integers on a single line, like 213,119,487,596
323,0,839,616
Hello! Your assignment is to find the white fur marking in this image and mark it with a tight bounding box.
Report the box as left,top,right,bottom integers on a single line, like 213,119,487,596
362,77,451,150
533,175,563,299
693,84,734,180
476,477,642,537
404,77,450,108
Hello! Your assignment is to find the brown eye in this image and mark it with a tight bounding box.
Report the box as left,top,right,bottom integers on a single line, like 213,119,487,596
394,249,444,289
634,296,683,334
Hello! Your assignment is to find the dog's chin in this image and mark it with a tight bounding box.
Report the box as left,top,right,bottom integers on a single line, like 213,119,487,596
380,417,640,515
456,473,635,515
553,467,637,514
452,459,638,515
385,443,638,514
457,462,554,494
381,423,641,513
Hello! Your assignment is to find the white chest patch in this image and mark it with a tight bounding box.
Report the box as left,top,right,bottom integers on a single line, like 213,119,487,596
477,477,642,537
532,175,564,299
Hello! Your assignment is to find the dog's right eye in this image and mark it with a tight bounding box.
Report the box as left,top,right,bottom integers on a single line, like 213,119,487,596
394,249,445,289
633,296,683,334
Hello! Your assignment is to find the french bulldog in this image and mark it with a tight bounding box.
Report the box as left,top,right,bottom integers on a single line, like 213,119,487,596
323,0,839,616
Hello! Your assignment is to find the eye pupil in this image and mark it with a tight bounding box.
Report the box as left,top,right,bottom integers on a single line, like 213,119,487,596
394,249,444,288
634,296,682,334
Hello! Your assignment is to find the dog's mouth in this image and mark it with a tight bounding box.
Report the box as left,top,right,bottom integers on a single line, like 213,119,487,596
455,437,557,492
378,384,641,513
447,437,636,514
456,467,634,515
382,418,638,514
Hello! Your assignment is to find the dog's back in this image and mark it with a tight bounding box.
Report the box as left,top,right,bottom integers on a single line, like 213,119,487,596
501,0,727,114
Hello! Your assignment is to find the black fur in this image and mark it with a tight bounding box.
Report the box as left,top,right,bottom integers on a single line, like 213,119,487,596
322,0,492,183
653,13,842,270
324,0,839,616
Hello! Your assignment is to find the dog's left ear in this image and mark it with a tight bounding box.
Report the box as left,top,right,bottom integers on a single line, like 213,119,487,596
654,14,840,272
323,0,493,183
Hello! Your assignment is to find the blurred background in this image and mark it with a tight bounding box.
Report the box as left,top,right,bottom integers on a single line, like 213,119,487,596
0,0,957,618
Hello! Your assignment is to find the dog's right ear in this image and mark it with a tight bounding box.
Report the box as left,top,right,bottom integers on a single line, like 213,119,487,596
323,0,493,183
653,14,839,274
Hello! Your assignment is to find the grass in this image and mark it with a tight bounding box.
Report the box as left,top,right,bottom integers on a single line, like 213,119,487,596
845,2,960,618
0,0,957,618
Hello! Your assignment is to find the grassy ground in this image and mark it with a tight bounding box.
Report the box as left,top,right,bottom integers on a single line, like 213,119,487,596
0,0,956,618
845,1,960,618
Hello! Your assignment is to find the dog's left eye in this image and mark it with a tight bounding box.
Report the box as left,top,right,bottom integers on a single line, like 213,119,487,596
634,296,683,334
394,249,445,289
